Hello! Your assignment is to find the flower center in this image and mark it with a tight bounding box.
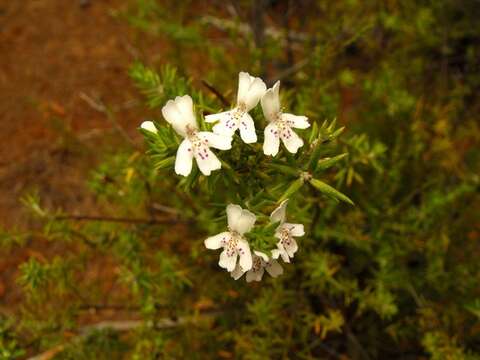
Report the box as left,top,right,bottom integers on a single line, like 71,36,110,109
185,125,210,160
237,102,247,113
185,124,197,137
252,255,264,272
225,230,244,257
271,112,294,139
224,104,246,130
280,227,293,247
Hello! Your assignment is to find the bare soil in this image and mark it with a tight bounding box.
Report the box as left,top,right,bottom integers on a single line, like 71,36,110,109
0,0,156,228
0,0,163,335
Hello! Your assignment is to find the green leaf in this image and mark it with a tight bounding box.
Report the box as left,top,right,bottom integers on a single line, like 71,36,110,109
279,179,304,202
309,179,354,205
308,121,319,143
464,299,480,318
153,156,175,170
316,153,348,171
331,126,345,139
269,163,299,177
307,141,323,171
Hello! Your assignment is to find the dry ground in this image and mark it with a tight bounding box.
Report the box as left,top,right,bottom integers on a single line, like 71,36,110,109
0,0,163,325
0,0,157,228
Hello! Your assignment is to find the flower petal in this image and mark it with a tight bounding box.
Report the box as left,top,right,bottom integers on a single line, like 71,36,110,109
237,72,253,105
204,231,230,250
194,147,221,176
263,123,280,156
211,112,238,137
266,260,283,278
219,249,237,272
162,100,185,136
238,113,257,143
226,204,242,228
227,205,255,235
205,110,232,123
261,81,280,121
246,267,264,282
174,139,193,177
234,210,256,235
284,237,298,258
285,223,305,237
253,250,269,262
270,199,288,224
280,127,304,154
198,131,232,150
140,121,157,133
237,239,253,271
230,263,245,280
175,95,197,127
161,96,197,136
272,245,290,263
282,113,310,129
243,77,266,111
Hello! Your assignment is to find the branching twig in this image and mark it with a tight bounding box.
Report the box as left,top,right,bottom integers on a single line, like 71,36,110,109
150,202,181,216
273,58,310,82
345,323,372,360
54,214,188,225
78,304,140,312
201,15,309,44
201,80,230,107
79,92,140,150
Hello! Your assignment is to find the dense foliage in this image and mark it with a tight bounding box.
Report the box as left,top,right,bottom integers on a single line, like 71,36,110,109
1,0,479,359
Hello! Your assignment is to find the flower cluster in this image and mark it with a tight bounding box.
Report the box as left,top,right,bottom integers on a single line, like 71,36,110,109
141,71,309,282
204,200,304,282
141,71,310,177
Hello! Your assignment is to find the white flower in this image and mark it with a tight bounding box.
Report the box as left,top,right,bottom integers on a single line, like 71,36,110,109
261,81,310,156
140,121,157,133
161,95,232,177
269,199,305,263
204,204,256,272
230,250,283,282
205,72,266,144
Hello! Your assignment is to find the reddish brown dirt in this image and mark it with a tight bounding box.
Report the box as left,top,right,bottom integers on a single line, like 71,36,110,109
0,0,155,228
0,0,163,339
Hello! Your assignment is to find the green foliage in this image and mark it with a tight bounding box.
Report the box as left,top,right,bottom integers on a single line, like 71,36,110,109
0,320,25,360
58,329,130,360
130,63,193,109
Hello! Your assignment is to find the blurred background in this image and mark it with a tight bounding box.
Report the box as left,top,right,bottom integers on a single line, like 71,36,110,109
1,0,479,359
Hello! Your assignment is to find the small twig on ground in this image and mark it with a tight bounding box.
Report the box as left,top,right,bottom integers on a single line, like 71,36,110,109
201,80,230,107
79,92,140,150
76,127,115,141
201,15,308,44
150,202,181,215
78,92,107,112
28,312,220,360
69,229,97,248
